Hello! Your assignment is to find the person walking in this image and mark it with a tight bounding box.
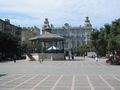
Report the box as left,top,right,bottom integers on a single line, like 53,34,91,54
72,55,74,60
39,59,42,64
68,55,70,60
13,54,17,63
83,54,85,60
95,55,98,62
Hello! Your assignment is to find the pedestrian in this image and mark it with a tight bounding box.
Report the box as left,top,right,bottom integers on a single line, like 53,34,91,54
68,55,70,60
72,55,74,60
39,59,42,64
95,55,98,62
13,54,17,63
110,53,114,61
115,53,119,65
83,54,85,60
64,55,66,60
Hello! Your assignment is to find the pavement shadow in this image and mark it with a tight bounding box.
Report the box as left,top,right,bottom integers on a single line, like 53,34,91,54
0,59,25,63
0,74,7,77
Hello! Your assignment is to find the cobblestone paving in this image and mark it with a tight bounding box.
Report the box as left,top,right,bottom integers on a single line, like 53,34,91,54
0,57,120,90
0,74,120,90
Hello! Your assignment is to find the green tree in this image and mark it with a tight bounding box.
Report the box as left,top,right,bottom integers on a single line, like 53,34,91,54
90,27,108,53
21,42,28,53
104,24,111,39
0,32,18,57
90,29,101,52
98,28,107,52
108,19,120,51
73,47,78,54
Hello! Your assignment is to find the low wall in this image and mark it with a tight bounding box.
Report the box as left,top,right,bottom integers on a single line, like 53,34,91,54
26,53,65,61
52,53,65,60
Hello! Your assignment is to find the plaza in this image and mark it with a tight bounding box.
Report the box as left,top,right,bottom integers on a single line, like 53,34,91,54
0,57,120,90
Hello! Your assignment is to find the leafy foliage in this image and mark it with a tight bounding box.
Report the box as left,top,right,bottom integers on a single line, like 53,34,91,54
90,18,120,52
0,32,18,54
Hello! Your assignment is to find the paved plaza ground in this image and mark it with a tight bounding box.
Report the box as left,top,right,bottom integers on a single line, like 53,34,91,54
0,57,120,90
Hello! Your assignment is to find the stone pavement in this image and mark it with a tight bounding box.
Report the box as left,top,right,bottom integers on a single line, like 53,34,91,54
0,57,120,90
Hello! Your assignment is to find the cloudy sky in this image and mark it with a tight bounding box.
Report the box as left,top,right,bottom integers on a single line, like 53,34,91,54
0,0,120,33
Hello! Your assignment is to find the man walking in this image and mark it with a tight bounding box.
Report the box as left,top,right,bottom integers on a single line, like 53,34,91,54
13,54,17,63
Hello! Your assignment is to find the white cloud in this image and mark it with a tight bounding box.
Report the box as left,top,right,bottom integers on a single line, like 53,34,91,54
0,0,120,29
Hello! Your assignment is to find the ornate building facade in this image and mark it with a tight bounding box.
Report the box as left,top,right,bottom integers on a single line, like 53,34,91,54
42,17,92,55
0,19,40,49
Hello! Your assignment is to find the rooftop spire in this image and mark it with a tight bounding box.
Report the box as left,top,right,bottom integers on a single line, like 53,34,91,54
84,16,92,27
85,16,90,22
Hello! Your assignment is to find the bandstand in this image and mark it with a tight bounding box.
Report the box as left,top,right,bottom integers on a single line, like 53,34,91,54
26,31,65,61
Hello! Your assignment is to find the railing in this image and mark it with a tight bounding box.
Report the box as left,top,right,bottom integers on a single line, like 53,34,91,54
26,50,35,61
26,50,31,56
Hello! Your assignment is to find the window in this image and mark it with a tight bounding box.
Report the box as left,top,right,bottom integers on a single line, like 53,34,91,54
88,32,89,35
66,34,68,37
2,23,3,28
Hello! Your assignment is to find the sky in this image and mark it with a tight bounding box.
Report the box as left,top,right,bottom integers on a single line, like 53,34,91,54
0,0,120,34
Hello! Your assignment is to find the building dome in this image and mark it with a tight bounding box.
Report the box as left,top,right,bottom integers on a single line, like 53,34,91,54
84,16,92,27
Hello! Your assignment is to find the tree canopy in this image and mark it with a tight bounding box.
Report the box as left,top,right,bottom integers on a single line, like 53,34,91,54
0,31,18,55
90,18,120,53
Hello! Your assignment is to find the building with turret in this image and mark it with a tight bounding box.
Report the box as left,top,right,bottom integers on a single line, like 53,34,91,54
0,19,40,49
42,17,92,55
0,19,22,43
